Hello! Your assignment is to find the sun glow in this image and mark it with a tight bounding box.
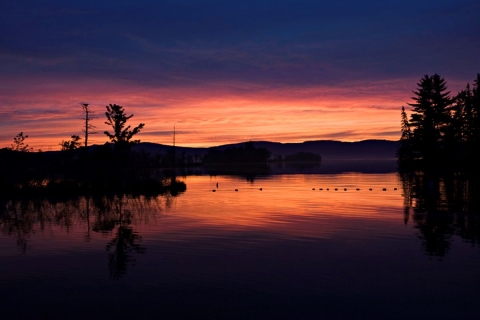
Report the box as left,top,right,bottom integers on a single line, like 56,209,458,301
0,76,428,150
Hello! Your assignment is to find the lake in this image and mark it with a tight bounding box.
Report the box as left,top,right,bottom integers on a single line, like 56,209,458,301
1,169,479,319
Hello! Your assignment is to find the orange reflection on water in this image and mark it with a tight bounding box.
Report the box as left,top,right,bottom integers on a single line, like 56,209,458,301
160,173,404,241
0,173,405,255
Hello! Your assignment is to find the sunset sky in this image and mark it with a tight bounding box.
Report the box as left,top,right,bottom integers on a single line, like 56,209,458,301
1,0,479,150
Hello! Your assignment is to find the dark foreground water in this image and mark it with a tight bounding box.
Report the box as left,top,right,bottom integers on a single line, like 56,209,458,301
1,172,480,319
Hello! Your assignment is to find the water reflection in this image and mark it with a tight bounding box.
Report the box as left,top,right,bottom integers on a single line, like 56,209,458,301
0,189,183,278
1,173,480,319
2,171,480,267
203,164,271,182
184,159,398,182
400,171,480,257
107,225,146,279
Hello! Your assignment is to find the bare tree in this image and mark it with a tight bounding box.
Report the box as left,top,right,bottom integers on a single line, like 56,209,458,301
81,102,97,148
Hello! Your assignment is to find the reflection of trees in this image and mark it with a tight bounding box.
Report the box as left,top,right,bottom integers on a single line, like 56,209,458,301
400,171,480,257
1,199,46,253
205,164,271,183
0,185,184,277
92,195,146,279
107,225,145,279
0,198,91,252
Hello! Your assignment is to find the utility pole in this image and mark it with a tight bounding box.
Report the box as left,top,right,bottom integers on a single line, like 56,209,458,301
81,102,97,148
172,123,176,167
173,123,176,148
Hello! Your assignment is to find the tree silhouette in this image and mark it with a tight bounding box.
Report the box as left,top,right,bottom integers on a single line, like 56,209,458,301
104,104,145,146
60,135,82,151
399,170,480,257
81,102,96,148
9,132,32,152
448,74,480,165
398,106,413,163
407,74,452,164
106,225,145,279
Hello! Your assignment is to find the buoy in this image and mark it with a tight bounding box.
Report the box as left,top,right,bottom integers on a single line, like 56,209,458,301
344,188,347,191
394,188,397,190
312,188,315,190
334,188,338,191
382,188,387,191
356,188,360,191
212,190,216,192
259,188,263,191
235,189,238,192
369,188,372,191
319,188,323,191
326,188,329,191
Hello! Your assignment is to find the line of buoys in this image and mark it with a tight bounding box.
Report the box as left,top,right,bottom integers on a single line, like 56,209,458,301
212,186,399,193
314,187,399,191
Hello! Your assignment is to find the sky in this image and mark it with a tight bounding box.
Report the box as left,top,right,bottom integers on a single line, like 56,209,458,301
1,0,479,150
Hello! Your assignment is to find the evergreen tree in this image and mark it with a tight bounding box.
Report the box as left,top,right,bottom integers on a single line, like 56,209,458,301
464,74,480,164
399,73,480,170
471,74,480,146
398,106,413,162
407,74,451,164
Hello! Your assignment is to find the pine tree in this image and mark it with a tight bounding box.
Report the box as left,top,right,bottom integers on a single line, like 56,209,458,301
471,74,480,144
398,106,413,162
467,74,480,164
407,74,451,164
431,74,452,144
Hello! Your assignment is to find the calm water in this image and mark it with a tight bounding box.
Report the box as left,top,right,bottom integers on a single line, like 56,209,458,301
1,172,480,319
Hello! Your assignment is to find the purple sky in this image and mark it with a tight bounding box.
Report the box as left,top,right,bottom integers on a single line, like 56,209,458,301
1,0,479,149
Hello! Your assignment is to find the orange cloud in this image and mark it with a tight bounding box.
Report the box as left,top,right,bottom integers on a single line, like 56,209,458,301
0,76,436,150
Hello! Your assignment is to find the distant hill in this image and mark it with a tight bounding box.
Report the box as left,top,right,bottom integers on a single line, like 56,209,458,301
133,139,400,160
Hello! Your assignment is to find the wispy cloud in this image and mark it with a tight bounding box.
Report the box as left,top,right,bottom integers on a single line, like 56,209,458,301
1,0,479,149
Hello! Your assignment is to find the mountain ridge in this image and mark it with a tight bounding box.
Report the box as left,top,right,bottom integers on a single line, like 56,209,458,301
133,139,400,160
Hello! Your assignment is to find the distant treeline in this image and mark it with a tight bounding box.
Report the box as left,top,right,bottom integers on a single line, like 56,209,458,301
202,142,271,164
203,142,322,164
398,73,480,171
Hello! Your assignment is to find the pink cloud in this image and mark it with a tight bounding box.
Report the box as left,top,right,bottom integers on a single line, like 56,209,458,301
0,75,433,150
